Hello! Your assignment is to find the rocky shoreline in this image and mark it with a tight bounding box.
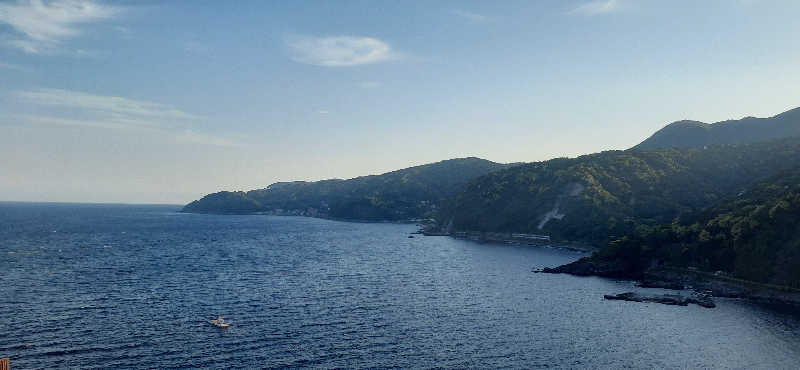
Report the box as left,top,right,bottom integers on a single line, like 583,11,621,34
421,228,596,253
540,256,800,307
604,292,716,308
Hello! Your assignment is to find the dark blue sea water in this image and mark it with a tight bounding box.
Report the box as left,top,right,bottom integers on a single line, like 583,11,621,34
2,203,800,369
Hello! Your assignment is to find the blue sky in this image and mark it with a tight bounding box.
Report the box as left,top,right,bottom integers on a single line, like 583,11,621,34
2,0,800,204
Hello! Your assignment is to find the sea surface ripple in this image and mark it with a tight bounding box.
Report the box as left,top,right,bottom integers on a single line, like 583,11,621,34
2,203,800,369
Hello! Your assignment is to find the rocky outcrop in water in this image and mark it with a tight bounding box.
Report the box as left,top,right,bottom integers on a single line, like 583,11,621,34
604,292,715,308
540,256,642,279
543,260,800,306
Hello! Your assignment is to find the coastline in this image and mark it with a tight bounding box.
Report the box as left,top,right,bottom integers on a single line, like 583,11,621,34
179,209,430,225
541,256,800,307
422,228,597,253
644,266,800,306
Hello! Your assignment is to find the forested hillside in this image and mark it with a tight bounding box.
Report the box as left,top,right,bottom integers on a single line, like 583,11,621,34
439,137,800,247
583,167,800,288
182,157,512,221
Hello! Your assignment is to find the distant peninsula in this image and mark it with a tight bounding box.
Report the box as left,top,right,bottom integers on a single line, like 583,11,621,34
182,157,514,221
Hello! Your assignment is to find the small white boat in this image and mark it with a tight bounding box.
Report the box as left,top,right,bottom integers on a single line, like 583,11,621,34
210,317,231,328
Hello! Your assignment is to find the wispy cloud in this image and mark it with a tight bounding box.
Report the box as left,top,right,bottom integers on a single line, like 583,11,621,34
175,130,239,147
17,88,199,120
452,9,492,23
15,88,239,147
0,0,119,53
571,0,620,16
18,114,156,130
286,35,395,67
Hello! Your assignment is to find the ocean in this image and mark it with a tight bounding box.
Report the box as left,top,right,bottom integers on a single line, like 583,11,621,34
2,202,799,369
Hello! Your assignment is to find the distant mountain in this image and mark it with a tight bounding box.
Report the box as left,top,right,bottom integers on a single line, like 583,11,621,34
182,157,513,221
438,137,800,247
634,106,800,150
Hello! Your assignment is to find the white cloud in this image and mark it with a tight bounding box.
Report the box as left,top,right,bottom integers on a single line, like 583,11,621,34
287,35,394,67
0,0,119,53
452,9,491,23
15,88,239,147
571,0,620,15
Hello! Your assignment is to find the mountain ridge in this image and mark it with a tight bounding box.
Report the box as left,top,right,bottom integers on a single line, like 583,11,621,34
634,106,800,150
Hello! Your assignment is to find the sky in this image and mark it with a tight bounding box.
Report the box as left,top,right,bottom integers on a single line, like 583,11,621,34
1,0,800,204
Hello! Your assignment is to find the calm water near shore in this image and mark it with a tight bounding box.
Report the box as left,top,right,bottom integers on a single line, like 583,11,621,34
2,203,800,369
